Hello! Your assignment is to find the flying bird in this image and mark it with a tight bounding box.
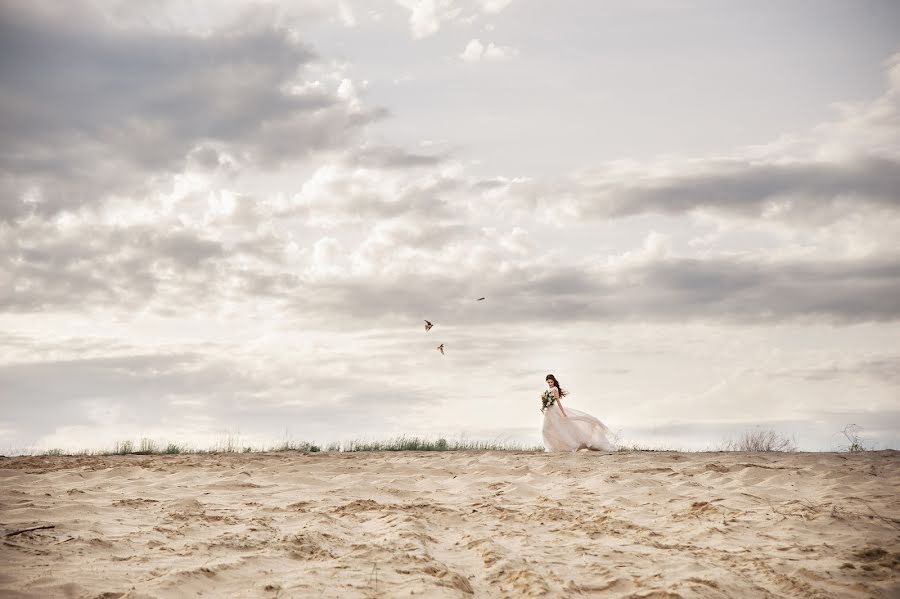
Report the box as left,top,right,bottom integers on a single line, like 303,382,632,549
424,320,433,332
436,343,444,355
476,297,485,301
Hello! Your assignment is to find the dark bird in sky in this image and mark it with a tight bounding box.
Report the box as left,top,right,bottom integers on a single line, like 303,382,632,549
436,343,444,355
477,297,485,301
424,320,433,331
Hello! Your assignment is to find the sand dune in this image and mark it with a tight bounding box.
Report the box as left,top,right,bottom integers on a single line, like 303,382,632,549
1,450,898,598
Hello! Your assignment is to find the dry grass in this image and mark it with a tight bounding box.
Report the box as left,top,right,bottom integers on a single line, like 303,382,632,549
842,424,867,452
720,428,797,452
17,425,879,457
20,435,542,456
327,436,543,452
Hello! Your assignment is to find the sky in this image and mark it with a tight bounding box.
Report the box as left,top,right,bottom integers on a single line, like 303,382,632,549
1,0,899,453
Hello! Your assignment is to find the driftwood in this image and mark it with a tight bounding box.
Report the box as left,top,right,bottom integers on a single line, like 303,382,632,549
4,525,56,538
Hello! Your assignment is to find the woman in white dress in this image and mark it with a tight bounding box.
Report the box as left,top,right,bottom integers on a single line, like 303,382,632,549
542,374,616,452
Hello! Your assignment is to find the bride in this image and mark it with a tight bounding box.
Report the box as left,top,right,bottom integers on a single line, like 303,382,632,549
542,374,616,452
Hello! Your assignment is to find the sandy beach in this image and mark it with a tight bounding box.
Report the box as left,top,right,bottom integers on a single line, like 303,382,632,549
1,450,898,598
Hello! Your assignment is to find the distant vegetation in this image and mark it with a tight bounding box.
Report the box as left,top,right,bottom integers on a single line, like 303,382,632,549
841,424,867,452
719,428,797,452
30,435,543,456
615,444,682,452
24,426,877,457
326,436,543,452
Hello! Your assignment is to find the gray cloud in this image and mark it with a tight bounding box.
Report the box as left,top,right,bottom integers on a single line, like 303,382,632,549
776,356,900,385
295,167,462,225
577,155,900,221
516,256,900,324
345,145,448,169
0,3,382,220
289,254,900,325
487,53,900,227
5,203,899,324
0,220,236,312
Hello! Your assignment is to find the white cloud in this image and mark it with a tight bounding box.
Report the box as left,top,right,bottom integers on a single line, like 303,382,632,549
499,227,532,255
395,0,514,39
460,38,485,61
459,38,517,61
337,1,357,26
394,0,459,39
811,52,900,161
336,78,363,112
483,41,517,60
478,0,513,13
311,237,348,276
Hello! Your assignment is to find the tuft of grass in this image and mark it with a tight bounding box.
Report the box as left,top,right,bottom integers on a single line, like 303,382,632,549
842,424,867,452
114,440,134,455
270,440,321,453
214,434,241,454
164,443,183,455
720,428,797,452
134,438,158,455
42,448,64,456
616,444,681,452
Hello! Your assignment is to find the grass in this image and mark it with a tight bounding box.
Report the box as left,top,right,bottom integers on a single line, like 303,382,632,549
269,440,322,452
213,434,241,454
164,443,183,455
719,428,797,452
611,427,800,453
615,444,682,452
842,424,867,452
134,438,158,455
14,425,874,457
19,435,542,456
113,440,134,455
326,436,543,452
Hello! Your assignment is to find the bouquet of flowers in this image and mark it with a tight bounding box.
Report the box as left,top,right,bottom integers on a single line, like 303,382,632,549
540,389,556,413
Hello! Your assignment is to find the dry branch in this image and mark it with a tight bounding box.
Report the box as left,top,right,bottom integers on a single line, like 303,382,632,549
4,525,56,537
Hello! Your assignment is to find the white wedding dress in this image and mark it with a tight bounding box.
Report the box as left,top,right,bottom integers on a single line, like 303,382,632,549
542,394,616,452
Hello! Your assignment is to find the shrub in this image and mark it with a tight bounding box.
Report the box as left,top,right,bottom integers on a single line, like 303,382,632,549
721,428,797,452
114,440,134,455
136,438,158,454
841,424,866,452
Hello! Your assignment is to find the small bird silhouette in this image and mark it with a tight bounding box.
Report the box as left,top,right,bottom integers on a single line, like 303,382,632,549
436,343,444,355
476,297,485,301
424,320,433,332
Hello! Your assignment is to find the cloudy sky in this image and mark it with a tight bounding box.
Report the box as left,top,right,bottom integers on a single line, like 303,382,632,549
1,0,899,453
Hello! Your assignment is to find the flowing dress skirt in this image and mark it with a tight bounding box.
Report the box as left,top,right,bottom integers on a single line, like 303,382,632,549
542,402,615,452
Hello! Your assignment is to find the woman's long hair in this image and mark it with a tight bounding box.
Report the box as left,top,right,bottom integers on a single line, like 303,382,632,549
545,374,568,396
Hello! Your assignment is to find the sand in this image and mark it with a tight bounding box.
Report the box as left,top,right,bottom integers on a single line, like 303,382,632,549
1,450,898,598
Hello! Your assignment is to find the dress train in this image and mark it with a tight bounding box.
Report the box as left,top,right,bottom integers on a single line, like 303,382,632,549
542,402,615,452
